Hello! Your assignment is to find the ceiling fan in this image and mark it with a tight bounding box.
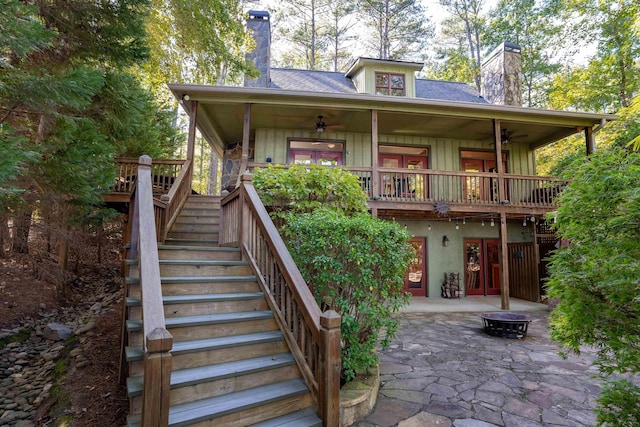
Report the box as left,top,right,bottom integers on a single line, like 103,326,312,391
313,115,341,134
488,128,528,145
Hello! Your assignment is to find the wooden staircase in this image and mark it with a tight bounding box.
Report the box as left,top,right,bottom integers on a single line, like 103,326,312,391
124,195,322,426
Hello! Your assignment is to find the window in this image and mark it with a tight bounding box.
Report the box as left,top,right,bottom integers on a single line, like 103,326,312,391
375,72,405,96
289,140,344,165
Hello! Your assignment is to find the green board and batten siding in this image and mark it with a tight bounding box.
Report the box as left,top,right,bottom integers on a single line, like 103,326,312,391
254,128,535,175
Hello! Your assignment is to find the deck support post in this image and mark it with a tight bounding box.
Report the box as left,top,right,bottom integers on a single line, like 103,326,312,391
319,310,341,427
493,120,510,310
186,100,199,191
585,126,595,156
499,211,510,310
371,109,379,217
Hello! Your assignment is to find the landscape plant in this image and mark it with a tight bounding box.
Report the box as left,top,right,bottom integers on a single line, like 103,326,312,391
253,165,413,382
546,146,640,425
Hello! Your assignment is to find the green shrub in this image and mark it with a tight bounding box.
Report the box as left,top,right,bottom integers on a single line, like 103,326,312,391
595,380,640,427
252,164,369,217
282,208,413,382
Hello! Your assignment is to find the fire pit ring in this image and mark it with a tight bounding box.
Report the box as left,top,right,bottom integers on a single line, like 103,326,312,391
478,312,533,339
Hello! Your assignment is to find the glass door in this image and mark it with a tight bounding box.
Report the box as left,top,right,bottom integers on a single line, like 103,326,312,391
485,239,500,295
465,238,501,295
405,156,427,199
465,240,484,295
405,238,427,297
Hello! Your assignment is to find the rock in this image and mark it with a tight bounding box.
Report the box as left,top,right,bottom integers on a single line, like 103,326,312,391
43,323,72,341
75,321,95,335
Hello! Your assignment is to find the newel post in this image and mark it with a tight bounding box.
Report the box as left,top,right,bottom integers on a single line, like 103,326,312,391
142,328,173,427
319,310,341,427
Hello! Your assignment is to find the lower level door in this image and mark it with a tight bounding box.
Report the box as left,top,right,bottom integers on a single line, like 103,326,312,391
405,237,427,297
465,239,501,296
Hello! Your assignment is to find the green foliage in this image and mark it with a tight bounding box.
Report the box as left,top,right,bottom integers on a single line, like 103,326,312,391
252,164,369,218
483,0,563,107
595,380,640,427
358,0,434,60
282,208,413,381
143,0,256,97
546,147,640,422
0,0,180,229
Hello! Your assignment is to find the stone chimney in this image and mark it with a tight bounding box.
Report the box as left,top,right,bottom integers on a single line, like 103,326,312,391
481,42,522,106
244,10,271,88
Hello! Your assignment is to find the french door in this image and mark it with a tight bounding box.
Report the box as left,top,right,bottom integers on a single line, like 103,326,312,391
464,239,500,296
404,237,427,297
379,154,428,198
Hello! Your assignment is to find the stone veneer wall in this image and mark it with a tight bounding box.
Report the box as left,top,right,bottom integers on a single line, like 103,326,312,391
221,142,254,192
481,42,522,106
244,11,270,88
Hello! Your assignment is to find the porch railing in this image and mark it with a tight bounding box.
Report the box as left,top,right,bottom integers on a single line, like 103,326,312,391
114,158,186,195
116,157,192,242
249,163,568,209
220,174,341,426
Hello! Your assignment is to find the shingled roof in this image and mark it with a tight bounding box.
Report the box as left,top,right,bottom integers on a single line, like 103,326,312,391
267,68,488,104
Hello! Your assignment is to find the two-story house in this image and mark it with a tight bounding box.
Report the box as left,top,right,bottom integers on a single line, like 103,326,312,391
169,10,613,309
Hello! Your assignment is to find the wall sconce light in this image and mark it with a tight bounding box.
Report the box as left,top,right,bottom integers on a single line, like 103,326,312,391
266,157,272,163
442,235,450,247
427,223,432,231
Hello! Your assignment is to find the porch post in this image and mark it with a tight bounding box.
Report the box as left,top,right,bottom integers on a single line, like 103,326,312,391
236,103,251,188
532,220,541,302
186,100,199,190
186,100,198,161
371,109,379,218
493,119,510,310
499,211,510,310
585,126,595,156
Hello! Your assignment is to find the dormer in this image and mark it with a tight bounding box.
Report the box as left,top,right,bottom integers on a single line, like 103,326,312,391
345,58,423,97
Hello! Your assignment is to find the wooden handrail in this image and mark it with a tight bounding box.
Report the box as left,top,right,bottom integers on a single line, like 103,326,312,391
220,174,341,426
135,155,172,427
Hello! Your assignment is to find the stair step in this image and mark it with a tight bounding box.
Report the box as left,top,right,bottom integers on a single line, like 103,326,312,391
127,379,311,427
249,408,322,427
126,293,265,307
126,259,247,266
170,222,220,232
126,311,277,345
157,245,241,261
126,275,256,285
164,237,219,246
127,292,268,317
127,311,273,331
127,353,296,397
166,231,220,240
125,331,285,362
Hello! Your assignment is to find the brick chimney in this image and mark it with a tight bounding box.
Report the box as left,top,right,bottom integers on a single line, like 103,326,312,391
244,10,271,88
481,42,522,106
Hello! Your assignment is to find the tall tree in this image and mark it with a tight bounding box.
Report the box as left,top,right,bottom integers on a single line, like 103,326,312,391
483,0,563,107
144,0,256,95
0,0,179,257
439,0,484,91
358,0,434,60
274,0,329,70
547,0,639,113
325,0,357,71
424,16,478,86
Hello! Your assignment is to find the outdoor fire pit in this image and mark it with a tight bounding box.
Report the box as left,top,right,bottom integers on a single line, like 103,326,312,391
478,312,533,339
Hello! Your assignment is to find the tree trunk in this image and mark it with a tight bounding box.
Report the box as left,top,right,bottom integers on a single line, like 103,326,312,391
12,208,32,254
0,216,8,258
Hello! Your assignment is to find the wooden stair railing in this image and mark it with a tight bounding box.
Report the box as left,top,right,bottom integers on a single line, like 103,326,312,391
220,174,341,427
127,155,173,426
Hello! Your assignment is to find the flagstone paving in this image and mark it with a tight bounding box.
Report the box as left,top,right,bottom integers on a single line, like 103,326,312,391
353,311,607,427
